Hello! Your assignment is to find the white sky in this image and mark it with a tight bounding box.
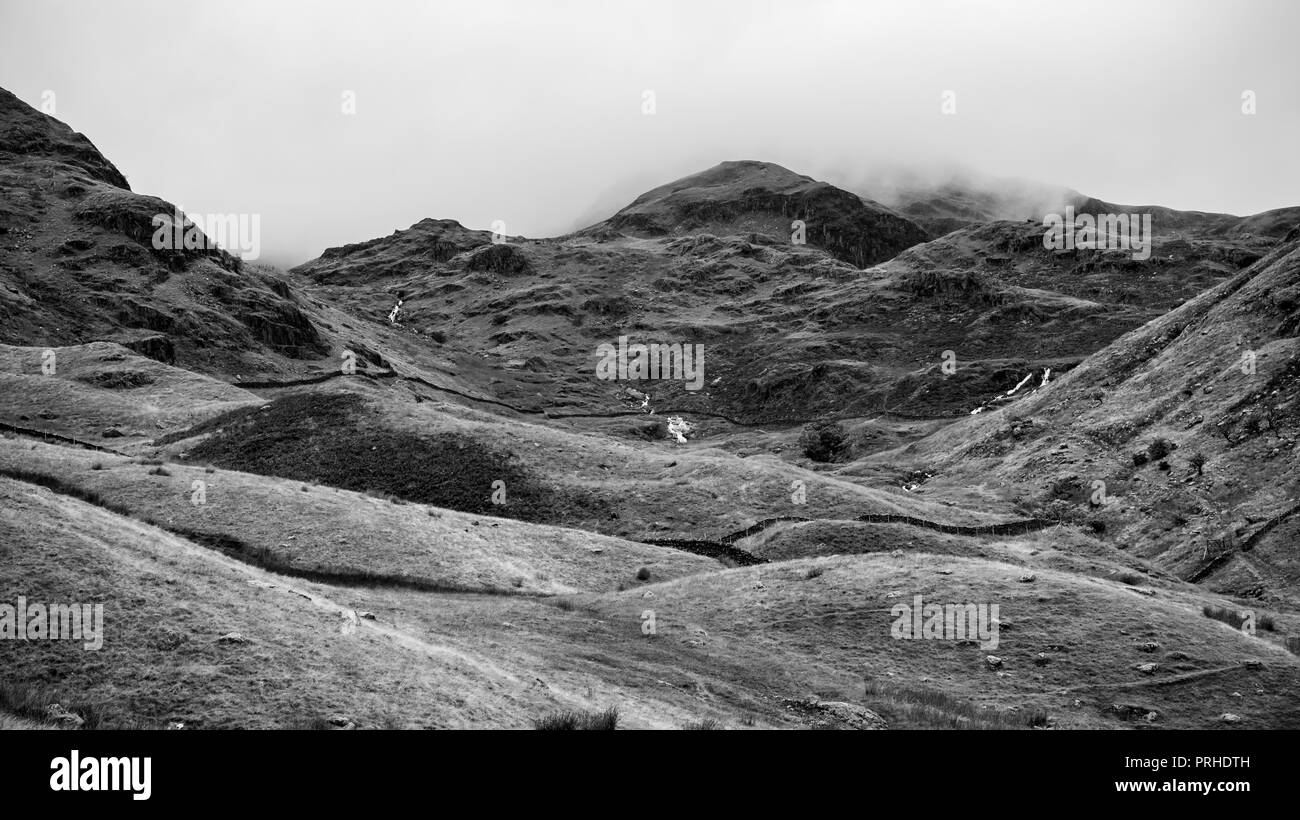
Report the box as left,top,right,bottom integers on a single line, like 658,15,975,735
2,0,1297,267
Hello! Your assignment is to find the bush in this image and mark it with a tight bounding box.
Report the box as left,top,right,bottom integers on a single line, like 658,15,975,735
533,707,618,730
1147,437,1176,462
682,719,723,730
635,566,652,581
1188,452,1207,476
1202,605,1256,631
631,419,668,441
799,420,848,463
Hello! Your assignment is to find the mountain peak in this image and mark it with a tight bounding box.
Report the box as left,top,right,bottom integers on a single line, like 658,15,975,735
0,87,130,190
596,160,929,267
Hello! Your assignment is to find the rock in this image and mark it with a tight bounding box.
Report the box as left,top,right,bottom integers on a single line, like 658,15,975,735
1112,703,1160,722
1220,713,1242,724
1033,652,1050,666
216,632,248,644
102,428,125,438
1019,572,1036,583
115,333,175,364
784,697,886,730
462,242,533,275
327,715,356,730
986,655,1003,669
44,703,85,727
1136,641,1160,653
1135,662,1158,675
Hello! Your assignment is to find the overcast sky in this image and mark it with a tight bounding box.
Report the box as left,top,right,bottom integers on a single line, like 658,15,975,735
2,0,1297,267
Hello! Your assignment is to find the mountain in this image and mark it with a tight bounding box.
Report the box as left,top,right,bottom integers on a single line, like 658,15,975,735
588,160,930,267
0,87,345,376
288,159,1285,429
856,165,1300,242
890,237,1300,598
4,86,1300,730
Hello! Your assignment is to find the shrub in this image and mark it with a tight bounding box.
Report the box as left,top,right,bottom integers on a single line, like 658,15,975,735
1202,605,1255,631
683,719,723,730
635,566,652,581
631,419,668,441
90,462,105,471
147,466,171,476
1147,437,1175,462
0,681,142,730
533,707,618,730
1187,452,1207,476
799,420,848,463
1132,451,1149,467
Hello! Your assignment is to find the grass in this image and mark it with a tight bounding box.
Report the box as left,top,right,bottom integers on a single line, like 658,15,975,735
532,706,619,730
1202,604,1274,632
285,716,338,731
0,463,525,596
1112,570,1146,586
177,392,611,527
863,677,1049,729
682,718,723,730
0,680,145,730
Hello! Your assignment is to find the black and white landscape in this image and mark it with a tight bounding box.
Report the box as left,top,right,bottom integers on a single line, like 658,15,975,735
1,0,1298,732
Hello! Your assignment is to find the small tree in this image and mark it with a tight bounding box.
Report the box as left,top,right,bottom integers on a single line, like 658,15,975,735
1188,452,1207,477
799,420,848,463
